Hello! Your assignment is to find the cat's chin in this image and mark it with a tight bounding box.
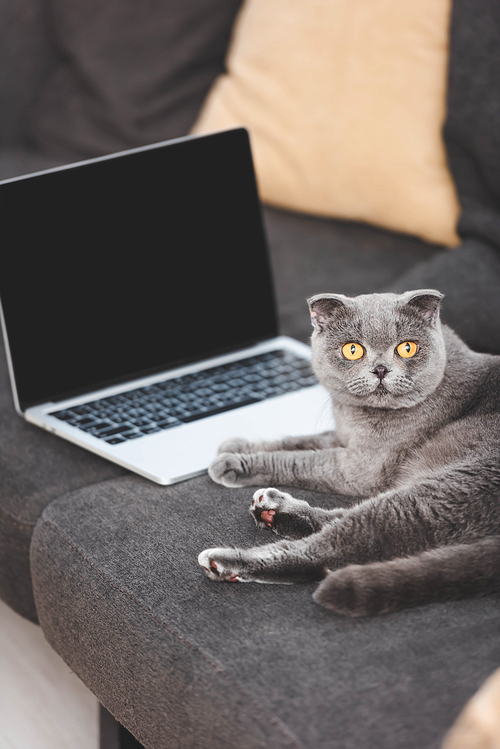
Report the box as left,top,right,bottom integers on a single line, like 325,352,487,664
356,388,428,410
336,382,426,409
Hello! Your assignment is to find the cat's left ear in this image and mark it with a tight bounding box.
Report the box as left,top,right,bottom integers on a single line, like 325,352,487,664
401,289,444,324
308,293,350,331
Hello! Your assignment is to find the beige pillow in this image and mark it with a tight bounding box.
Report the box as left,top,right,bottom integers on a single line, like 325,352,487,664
192,0,460,247
442,667,500,749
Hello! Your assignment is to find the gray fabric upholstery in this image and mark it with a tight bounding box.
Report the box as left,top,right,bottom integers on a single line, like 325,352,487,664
31,474,500,749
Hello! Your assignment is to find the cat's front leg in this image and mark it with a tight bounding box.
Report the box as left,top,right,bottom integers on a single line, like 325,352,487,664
197,548,245,582
209,447,349,491
209,445,387,494
208,450,322,488
250,487,342,539
198,537,328,584
217,430,339,456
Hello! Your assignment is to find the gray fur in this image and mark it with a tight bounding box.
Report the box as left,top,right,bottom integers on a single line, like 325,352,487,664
199,290,500,616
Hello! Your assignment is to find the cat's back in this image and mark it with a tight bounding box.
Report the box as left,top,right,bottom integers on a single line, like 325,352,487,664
471,350,500,414
442,326,500,417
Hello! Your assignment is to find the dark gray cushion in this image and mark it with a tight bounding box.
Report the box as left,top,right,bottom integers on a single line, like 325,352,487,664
31,473,500,749
27,0,243,159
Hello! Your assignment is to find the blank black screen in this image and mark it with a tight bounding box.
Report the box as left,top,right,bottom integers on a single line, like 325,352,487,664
0,129,277,410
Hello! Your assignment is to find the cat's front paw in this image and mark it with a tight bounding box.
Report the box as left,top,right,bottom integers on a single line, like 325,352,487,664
250,487,314,538
198,548,244,582
208,452,256,487
251,487,284,530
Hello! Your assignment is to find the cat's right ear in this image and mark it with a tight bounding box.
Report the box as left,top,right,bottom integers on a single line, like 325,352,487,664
307,294,349,331
401,289,444,324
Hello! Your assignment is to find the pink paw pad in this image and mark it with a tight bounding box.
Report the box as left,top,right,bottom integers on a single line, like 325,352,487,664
260,509,276,527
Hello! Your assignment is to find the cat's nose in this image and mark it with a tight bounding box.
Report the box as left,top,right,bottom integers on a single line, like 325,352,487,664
373,365,388,383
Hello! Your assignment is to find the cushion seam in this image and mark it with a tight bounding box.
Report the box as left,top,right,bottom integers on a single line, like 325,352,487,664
37,517,304,749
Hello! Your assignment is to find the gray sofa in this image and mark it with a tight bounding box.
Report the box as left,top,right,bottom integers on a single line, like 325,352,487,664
2,0,500,747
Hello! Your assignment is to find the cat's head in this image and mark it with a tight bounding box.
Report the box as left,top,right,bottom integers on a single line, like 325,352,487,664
308,290,446,409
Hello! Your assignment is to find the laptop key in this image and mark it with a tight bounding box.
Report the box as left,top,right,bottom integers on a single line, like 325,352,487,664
73,416,96,426
52,410,75,421
96,424,133,437
80,420,113,433
71,405,93,415
148,412,169,422
180,396,260,423
156,418,181,429
130,418,154,427
120,430,142,439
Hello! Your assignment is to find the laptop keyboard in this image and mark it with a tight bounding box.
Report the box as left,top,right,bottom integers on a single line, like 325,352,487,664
50,350,317,445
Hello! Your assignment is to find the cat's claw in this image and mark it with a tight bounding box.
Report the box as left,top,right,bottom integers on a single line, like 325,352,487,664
198,548,244,581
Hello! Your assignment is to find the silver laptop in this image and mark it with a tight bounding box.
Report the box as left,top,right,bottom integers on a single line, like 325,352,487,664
0,128,332,484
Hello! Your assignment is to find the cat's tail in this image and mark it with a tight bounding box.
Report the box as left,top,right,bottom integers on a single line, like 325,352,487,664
313,537,500,617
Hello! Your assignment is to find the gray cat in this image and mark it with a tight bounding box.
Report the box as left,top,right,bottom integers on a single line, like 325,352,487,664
198,290,500,616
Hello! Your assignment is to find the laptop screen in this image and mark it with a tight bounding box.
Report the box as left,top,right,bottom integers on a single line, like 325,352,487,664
0,129,278,410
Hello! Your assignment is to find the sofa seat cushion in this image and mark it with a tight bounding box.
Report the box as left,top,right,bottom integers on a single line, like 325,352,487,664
31,473,500,749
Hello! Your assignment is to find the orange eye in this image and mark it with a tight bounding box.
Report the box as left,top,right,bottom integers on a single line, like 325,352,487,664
342,342,364,361
397,341,418,359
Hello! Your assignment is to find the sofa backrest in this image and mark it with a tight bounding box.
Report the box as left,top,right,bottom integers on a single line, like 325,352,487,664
25,0,244,160
0,0,57,147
